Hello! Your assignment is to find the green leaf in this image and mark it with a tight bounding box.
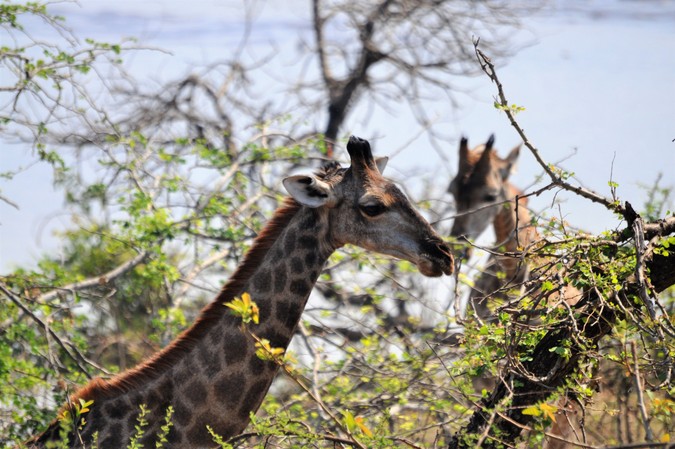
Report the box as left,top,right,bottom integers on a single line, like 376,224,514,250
342,410,357,432
224,293,259,324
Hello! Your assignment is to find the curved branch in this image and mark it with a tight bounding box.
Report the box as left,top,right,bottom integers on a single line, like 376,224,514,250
37,250,149,303
473,40,626,216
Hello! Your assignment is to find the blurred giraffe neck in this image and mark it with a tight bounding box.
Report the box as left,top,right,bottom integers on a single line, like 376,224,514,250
492,183,538,278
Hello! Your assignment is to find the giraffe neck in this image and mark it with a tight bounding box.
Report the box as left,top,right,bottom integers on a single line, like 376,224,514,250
472,181,581,324
492,183,538,279
39,200,336,449
469,183,539,321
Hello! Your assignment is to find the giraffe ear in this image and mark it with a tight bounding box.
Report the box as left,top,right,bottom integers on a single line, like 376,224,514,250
500,145,521,180
283,175,334,208
375,156,388,174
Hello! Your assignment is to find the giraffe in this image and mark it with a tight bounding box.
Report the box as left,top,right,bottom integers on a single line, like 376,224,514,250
30,136,454,449
448,135,581,448
447,134,535,322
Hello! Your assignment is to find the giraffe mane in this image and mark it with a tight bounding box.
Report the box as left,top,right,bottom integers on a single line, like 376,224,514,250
316,160,345,182
71,197,302,403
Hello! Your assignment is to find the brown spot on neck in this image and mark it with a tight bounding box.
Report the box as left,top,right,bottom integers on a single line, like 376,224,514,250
70,199,303,404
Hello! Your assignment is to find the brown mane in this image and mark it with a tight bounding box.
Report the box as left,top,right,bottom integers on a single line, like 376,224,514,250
72,198,302,402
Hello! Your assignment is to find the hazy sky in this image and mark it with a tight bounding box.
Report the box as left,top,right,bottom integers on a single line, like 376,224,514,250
1,0,674,271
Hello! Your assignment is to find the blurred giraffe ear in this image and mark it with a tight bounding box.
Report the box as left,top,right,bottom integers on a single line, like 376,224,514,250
375,156,388,174
283,175,334,208
505,144,521,165
500,144,521,180
458,136,471,175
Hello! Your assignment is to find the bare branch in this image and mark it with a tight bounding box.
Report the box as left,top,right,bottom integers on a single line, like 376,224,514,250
37,250,149,303
629,341,654,442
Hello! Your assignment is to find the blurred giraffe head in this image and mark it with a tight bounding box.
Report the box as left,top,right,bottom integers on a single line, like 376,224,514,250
448,135,521,242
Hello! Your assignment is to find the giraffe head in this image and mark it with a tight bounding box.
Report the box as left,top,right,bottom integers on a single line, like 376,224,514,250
448,135,521,242
283,136,453,277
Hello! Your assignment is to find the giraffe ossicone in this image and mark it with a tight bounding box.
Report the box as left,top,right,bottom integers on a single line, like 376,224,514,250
31,135,453,449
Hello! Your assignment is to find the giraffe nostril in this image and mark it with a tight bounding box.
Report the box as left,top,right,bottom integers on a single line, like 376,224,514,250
421,238,455,275
437,243,452,258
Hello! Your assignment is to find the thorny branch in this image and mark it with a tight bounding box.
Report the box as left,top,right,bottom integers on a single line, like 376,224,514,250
473,40,626,216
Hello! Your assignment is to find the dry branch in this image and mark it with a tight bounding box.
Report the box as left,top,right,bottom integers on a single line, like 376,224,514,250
37,250,149,303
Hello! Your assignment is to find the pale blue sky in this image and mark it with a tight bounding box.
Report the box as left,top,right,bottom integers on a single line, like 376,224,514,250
1,0,674,271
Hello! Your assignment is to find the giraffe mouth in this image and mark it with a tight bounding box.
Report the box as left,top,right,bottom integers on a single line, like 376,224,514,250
380,247,453,277
416,239,454,277
370,237,454,277
417,253,454,277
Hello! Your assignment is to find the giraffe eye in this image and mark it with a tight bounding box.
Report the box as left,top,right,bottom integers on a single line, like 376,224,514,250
360,203,386,217
483,193,498,202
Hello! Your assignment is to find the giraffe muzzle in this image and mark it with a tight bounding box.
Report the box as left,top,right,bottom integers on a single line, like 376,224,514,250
418,238,454,277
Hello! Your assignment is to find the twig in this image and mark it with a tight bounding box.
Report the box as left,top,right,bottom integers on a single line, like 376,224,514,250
0,193,19,209
629,341,654,442
298,322,330,420
228,430,366,447
393,437,426,449
174,247,231,307
495,410,601,449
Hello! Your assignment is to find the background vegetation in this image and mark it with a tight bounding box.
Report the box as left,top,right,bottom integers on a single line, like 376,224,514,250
1,1,673,448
